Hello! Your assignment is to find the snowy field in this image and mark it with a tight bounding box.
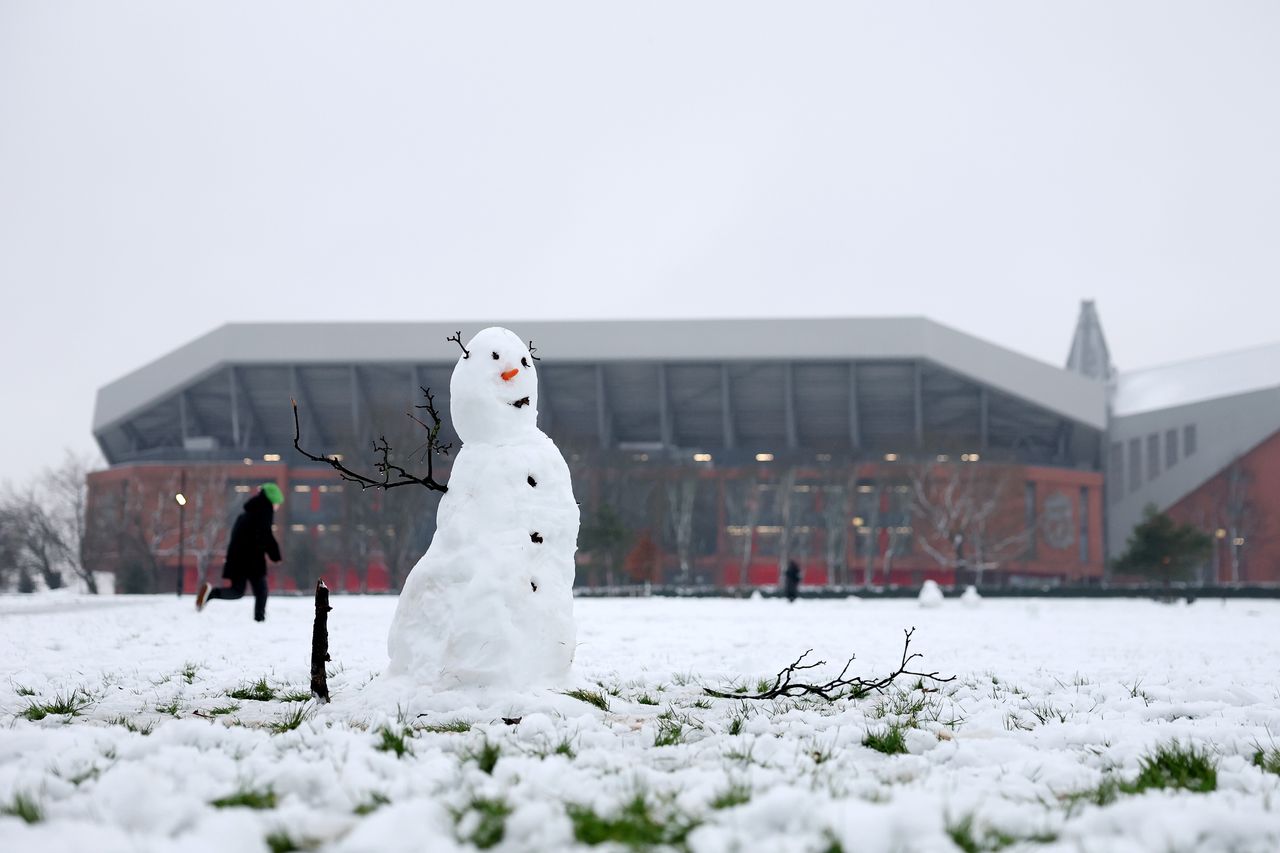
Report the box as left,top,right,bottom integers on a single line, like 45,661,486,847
3,595,1280,853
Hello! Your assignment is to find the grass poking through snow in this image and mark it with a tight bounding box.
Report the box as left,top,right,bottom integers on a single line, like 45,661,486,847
354,793,391,815
1252,746,1280,776
454,796,513,849
465,739,501,775
1,793,43,824
21,688,94,721
228,677,276,702
211,787,278,810
946,812,1057,852
563,688,610,711
1122,742,1217,794
268,704,311,734
862,724,908,756
567,793,699,849
421,719,471,733
375,725,414,758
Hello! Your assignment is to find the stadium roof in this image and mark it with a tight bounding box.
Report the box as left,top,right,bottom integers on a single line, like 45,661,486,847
94,317,1108,435
1113,340,1280,417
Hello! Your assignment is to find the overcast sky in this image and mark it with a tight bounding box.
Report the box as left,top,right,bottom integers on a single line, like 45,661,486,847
2,1,1278,484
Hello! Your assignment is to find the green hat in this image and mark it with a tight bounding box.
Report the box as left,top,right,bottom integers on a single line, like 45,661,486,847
260,483,284,505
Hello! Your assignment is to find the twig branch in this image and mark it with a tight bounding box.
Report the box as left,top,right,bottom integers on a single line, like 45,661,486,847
704,628,954,701
447,331,470,359
527,340,541,361
291,388,449,492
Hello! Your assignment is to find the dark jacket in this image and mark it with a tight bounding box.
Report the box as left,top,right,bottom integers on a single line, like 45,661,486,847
783,560,801,602
223,492,281,581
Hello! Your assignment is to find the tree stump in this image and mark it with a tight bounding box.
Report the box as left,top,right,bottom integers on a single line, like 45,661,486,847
310,579,332,703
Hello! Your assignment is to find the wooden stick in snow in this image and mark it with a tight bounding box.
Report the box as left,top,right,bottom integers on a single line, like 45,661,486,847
311,579,332,703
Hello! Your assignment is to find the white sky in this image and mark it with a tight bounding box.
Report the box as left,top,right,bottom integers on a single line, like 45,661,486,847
2,1,1278,484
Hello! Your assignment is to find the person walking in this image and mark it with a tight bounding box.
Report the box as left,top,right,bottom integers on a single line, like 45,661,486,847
195,483,283,621
783,559,801,603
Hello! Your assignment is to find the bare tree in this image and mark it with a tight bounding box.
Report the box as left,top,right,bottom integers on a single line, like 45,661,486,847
1,490,65,590
665,477,698,584
907,461,1032,584
107,472,184,594
820,473,858,588
0,453,103,593
724,476,762,587
855,472,907,587
45,453,100,592
180,469,234,590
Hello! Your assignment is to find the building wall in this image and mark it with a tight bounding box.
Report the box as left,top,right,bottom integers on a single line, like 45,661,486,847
87,455,1103,593
1107,387,1280,558
1163,428,1280,584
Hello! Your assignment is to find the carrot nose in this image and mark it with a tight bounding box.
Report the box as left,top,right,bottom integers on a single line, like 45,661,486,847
501,368,519,381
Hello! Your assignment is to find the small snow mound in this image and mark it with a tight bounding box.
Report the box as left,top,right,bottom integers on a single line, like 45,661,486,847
917,580,944,608
749,589,764,601
960,585,982,607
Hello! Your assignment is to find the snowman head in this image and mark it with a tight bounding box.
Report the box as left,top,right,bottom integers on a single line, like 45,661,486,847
449,327,539,445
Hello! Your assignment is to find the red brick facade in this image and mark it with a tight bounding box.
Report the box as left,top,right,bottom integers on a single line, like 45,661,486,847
1164,428,1280,584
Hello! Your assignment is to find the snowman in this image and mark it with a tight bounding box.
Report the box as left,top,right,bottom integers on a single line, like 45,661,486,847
386,327,580,689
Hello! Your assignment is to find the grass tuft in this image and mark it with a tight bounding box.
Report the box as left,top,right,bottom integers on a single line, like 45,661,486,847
180,662,199,684
268,704,311,734
1,793,42,824
208,703,241,716
709,782,751,810
155,698,182,717
21,688,94,720
945,813,1056,852
265,831,321,853
635,693,659,706
354,792,390,815
465,738,501,775
1252,747,1280,776
211,787,277,810
14,684,36,697
375,725,414,758
455,796,513,849
109,715,155,735
654,718,684,747
563,688,610,712
229,677,276,702
862,724,908,756
554,737,577,759
567,793,698,849
278,689,313,703
421,718,471,733
1122,742,1217,794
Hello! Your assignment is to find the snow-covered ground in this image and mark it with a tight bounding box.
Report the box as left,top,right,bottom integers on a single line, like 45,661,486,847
3,594,1280,852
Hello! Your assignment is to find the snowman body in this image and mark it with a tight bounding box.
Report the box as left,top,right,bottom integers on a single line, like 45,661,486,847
386,328,579,689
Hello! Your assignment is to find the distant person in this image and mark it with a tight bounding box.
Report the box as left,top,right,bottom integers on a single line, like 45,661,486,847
783,559,801,603
195,483,283,622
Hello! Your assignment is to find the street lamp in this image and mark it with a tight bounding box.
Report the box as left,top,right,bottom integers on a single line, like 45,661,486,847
1212,528,1226,585
175,471,187,597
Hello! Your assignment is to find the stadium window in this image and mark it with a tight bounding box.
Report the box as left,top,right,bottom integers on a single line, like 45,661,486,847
1128,438,1142,492
1147,433,1160,481
1108,442,1124,502
1165,429,1178,469
1184,424,1197,457
1078,486,1089,563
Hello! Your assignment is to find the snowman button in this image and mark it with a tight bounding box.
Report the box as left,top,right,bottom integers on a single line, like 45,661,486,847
530,532,543,544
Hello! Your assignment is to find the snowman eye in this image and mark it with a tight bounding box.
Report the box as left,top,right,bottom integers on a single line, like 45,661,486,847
521,357,529,368
491,352,499,360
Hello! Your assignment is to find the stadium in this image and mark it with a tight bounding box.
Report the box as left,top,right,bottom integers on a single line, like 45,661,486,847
85,306,1280,592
